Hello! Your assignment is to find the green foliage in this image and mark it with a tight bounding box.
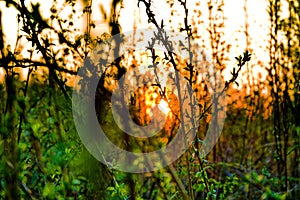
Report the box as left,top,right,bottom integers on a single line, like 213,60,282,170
0,0,299,199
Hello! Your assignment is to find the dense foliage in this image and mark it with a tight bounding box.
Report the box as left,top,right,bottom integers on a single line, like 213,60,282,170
0,0,299,199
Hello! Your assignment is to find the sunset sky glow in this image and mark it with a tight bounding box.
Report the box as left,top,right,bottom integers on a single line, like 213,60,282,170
0,0,287,87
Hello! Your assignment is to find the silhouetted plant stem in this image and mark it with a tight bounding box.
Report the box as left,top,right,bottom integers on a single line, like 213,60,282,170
138,1,194,198
3,70,19,200
178,1,196,198
139,1,251,199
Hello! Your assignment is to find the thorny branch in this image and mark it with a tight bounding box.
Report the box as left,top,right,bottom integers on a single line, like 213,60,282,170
138,0,251,199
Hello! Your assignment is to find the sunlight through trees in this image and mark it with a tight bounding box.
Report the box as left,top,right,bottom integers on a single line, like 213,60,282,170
0,0,299,199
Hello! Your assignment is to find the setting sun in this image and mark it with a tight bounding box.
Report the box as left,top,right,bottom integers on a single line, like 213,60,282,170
158,99,171,114
0,0,299,199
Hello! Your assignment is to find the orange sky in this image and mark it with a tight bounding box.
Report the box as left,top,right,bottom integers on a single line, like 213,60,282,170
0,0,288,87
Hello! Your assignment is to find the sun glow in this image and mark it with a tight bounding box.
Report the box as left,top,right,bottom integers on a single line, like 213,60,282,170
158,99,171,115
0,0,273,86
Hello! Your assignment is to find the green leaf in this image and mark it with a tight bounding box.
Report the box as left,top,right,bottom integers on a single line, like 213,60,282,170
107,186,115,191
